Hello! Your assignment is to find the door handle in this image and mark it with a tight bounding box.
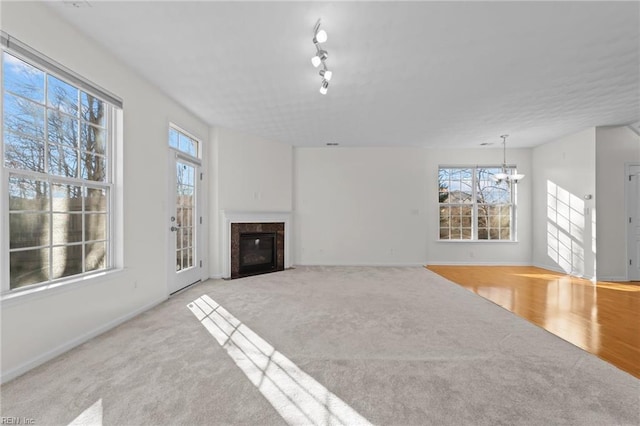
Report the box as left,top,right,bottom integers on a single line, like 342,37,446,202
171,226,180,232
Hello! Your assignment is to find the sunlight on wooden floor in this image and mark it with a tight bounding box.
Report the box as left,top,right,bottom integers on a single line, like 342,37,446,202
427,265,640,379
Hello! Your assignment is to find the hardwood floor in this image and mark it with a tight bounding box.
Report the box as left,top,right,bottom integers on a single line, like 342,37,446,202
427,265,640,379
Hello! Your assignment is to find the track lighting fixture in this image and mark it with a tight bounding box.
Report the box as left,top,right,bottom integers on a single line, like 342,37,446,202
312,19,332,94
494,135,525,184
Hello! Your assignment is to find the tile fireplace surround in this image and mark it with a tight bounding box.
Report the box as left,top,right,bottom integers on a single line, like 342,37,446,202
221,211,292,279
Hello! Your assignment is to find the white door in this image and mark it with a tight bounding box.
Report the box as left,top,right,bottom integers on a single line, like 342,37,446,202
168,152,201,294
628,164,640,281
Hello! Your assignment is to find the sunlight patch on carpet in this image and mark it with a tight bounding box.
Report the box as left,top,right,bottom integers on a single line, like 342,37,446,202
188,295,372,426
68,398,102,426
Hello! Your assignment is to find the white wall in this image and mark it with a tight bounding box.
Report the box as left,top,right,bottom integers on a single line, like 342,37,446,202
294,147,532,266
294,147,429,265
208,126,293,277
1,2,209,381
532,128,596,279
595,126,640,280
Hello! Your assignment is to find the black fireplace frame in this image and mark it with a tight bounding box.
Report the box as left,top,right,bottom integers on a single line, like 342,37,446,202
238,232,277,277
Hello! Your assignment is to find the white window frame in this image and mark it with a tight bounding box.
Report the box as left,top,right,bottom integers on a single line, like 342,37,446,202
1,32,123,297
169,123,201,161
438,165,518,242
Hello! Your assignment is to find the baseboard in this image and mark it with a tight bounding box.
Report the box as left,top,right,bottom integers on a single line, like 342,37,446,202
294,262,426,267
426,261,532,266
597,275,629,282
531,262,596,281
0,295,167,384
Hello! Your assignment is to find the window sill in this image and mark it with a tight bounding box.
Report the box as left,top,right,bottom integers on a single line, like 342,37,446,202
0,268,125,308
436,240,519,243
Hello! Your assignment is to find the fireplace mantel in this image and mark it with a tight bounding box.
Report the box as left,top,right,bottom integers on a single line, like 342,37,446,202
221,211,292,278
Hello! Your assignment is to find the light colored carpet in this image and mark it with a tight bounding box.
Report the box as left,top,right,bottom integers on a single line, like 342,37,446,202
1,266,638,425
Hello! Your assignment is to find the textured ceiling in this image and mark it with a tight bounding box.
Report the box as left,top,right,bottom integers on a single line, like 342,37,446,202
46,1,639,148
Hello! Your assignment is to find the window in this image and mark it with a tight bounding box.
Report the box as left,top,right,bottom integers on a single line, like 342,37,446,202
169,126,199,158
2,40,121,292
438,166,516,241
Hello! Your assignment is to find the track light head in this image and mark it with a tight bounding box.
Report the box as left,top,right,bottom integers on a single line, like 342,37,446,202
319,69,332,81
313,29,328,44
319,79,329,95
311,50,328,68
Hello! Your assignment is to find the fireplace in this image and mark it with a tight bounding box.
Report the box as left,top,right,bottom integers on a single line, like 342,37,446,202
239,232,276,276
230,222,285,279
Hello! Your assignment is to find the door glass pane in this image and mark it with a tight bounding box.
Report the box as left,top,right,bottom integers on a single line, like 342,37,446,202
175,161,195,272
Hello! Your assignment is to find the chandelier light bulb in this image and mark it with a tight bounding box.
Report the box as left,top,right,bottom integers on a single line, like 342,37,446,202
320,79,329,95
314,29,328,44
311,55,322,67
494,172,509,182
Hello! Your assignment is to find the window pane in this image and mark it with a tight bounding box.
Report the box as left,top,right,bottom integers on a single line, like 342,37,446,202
49,144,79,178
4,92,45,139
10,248,49,289
80,153,106,181
85,213,107,241
80,123,106,154
8,176,49,211
52,183,82,211
10,213,49,249
81,93,105,127
52,214,83,244
440,228,451,239
478,228,488,240
47,110,78,148
86,187,107,211
4,130,45,172
478,167,511,204
3,53,45,103
85,241,106,272
169,128,179,149
179,133,197,157
51,245,83,279
47,74,79,116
